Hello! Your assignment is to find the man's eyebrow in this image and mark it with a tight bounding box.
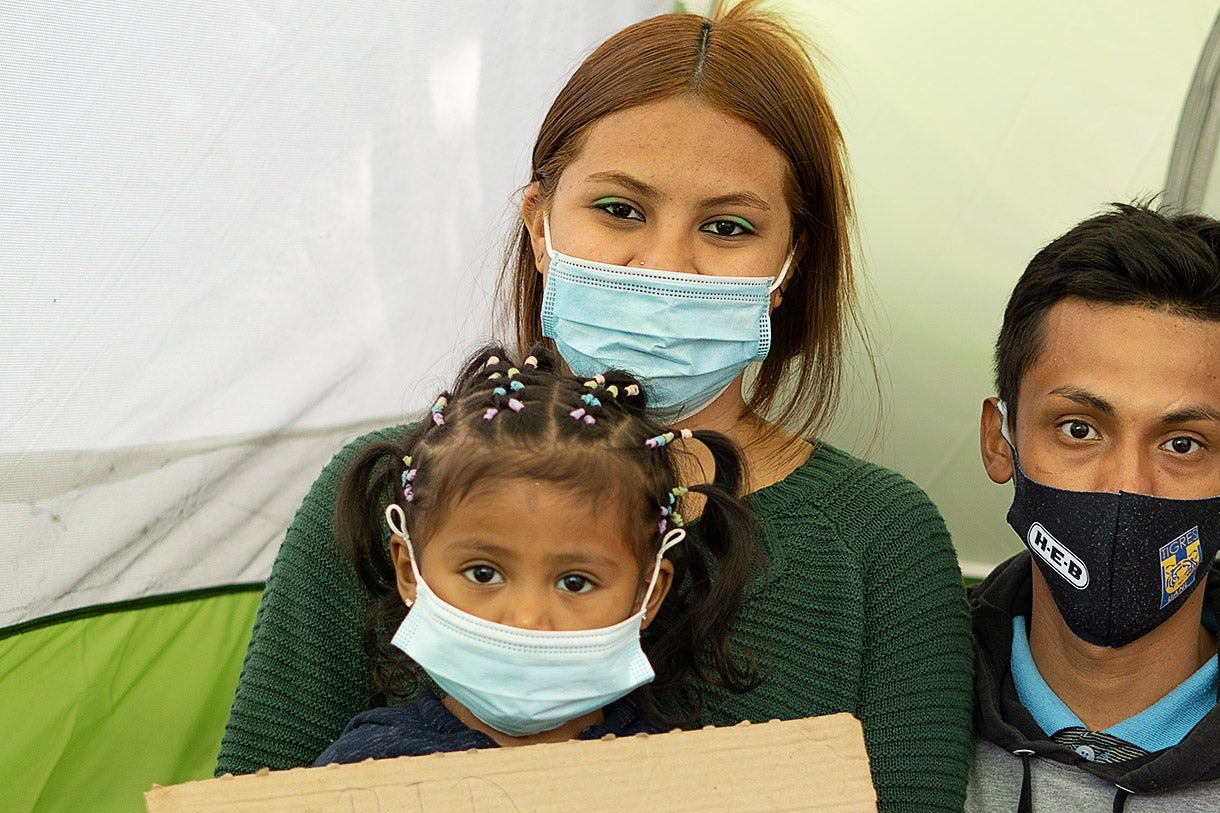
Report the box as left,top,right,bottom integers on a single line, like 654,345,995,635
1161,405,1220,425
583,171,771,211
1048,386,1115,416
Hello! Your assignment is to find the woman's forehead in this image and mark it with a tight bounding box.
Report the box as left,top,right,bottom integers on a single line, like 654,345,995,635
559,96,789,207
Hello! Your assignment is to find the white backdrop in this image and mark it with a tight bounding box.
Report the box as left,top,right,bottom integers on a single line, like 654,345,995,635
810,0,1220,575
2,0,1217,627
0,0,671,628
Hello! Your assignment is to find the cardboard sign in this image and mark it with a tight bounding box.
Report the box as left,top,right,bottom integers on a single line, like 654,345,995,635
147,714,876,812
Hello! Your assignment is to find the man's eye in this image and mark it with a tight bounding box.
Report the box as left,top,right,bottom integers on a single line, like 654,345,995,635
1059,420,1098,441
700,217,754,237
462,565,502,585
557,574,592,593
1161,437,1202,455
594,199,643,221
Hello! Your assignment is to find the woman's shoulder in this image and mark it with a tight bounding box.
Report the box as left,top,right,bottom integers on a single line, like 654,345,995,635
756,441,940,514
314,422,416,488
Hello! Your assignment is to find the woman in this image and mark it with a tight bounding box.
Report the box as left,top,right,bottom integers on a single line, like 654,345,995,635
218,4,972,810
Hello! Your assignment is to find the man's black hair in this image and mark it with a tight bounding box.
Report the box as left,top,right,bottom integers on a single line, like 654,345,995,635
995,202,1220,412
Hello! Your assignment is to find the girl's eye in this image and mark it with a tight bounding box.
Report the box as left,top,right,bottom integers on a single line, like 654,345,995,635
557,574,593,594
1161,436,1203,455
593,198,643,221
1058,420,1098,441
700,217,755,238
462,565,503,585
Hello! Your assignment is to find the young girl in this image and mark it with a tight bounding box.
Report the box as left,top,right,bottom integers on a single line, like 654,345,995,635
312,345,758,763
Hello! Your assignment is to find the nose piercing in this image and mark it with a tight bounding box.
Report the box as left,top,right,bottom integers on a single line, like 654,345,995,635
639,260,646,266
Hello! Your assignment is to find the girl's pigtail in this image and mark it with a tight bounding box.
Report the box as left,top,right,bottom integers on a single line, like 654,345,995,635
333,435,426,704
639,429,762,724
683,429,762,692
334,440,408,593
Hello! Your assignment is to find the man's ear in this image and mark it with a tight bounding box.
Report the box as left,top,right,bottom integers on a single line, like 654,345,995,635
980,397,1015,485
520,181,549,276
640,559,674,631
389,534,418,607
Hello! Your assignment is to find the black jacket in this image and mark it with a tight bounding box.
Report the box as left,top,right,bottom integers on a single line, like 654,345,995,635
970,552,1220,800
314,692,659,766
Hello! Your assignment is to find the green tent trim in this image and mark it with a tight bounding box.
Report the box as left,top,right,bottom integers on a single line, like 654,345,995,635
1,587,263,813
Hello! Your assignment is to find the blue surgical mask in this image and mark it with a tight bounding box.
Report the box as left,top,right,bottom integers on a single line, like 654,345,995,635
539,216,793,421
384,505,684,737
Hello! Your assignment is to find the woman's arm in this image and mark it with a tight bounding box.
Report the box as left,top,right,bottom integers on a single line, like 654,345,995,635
855,472,974,812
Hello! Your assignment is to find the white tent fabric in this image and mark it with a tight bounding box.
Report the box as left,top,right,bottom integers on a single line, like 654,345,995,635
0,0,671,629
4,0,1219,627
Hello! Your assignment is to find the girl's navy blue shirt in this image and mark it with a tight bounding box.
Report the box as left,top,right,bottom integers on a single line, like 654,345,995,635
313,692,661,765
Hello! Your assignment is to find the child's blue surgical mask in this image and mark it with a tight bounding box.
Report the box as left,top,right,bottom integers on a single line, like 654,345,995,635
385,505,683,737
539,215,792,421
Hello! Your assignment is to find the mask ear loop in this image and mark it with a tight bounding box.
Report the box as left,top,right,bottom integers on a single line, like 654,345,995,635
768,246,796,294
996,399,1015,449
542,213,557,262
385,504,424,598
638,527,686,621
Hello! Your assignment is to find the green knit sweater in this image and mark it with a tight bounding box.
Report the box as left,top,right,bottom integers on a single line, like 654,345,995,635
217,427,973,812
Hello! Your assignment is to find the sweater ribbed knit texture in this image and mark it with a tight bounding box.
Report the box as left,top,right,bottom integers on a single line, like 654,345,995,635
217,427,973,812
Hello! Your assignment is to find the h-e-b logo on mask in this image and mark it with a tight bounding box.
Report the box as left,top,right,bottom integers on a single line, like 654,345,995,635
1027,522,1089,589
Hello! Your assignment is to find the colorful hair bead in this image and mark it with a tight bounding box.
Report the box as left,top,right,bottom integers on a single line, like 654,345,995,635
401,467,418,493
485,356,500,366
493,386,507,397
523,355,538,368
506,367,520,378
645,431,674,449
604,385,619,398
625,384,640,397
489,372,503,379
646,429,693,447
509,380,525,391
569,407,595,425
483,407,499,421
507,397,525,412
581,393,601,407
430,396,447,427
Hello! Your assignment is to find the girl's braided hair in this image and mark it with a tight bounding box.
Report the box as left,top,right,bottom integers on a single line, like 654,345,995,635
334,343,762,727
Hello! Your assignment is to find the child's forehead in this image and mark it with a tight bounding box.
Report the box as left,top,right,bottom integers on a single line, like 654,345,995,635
423,476,653,559
447,475,635,516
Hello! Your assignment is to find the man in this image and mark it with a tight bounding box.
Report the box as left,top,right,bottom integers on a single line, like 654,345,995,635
967,203,1220,811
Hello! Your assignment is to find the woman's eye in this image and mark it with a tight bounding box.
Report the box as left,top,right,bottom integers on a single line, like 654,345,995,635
557,574,592,593
593,199,643,221
1058,420,1098,441
462,565,503,585
1161,436,1202,455
700,217,754,237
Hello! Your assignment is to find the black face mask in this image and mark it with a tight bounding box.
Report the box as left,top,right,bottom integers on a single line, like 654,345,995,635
998,401,1220,648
